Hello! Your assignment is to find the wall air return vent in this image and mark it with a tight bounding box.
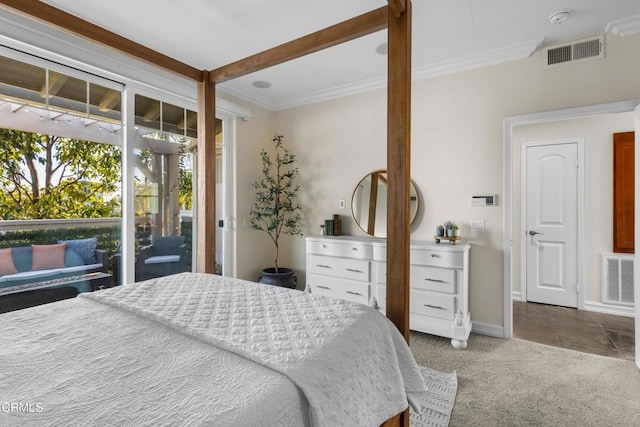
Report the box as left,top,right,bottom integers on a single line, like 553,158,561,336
602,253,634,307
543,35,604,69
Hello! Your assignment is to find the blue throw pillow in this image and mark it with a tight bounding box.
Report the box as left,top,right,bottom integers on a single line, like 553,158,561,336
64,248,84,267
58,237,98,265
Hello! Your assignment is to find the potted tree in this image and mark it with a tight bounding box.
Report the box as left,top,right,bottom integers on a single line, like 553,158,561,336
249,134,303,288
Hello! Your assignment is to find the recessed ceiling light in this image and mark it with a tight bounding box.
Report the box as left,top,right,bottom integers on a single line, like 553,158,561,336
548,9,570,24
376,43,388,55
252,80,272,89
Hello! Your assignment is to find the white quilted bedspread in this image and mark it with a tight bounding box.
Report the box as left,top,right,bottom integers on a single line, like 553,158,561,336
84,273,427,426
0,272,426,426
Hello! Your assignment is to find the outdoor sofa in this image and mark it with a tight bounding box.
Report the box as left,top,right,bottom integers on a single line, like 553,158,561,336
0,238,107,295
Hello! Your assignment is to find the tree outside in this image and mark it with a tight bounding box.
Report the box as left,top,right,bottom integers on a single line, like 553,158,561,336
0,128,121,220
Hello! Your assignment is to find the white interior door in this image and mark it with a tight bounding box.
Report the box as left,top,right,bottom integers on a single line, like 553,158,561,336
634,104,639,369
524,141,579,307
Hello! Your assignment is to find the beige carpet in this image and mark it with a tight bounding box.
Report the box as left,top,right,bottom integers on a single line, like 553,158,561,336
410,331,640,427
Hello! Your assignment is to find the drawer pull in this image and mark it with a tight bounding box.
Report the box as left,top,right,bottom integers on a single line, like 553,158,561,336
345,268,363,273
316,285,331,290
431,254,440,258
351,247,358,251
424,304,446,310
316,264,331,268
321,244,327,248
346,291,363,296
424,278,445,283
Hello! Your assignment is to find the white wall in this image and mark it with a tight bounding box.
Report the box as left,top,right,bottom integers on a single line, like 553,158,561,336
232,32,640,327
512,112,634,304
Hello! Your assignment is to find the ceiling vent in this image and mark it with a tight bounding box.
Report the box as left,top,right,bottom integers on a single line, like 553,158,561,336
543,35,604,69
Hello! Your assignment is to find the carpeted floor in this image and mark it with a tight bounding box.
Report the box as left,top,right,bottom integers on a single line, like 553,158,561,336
410,331,640,427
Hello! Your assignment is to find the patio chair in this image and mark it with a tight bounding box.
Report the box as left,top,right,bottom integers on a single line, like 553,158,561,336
136,236,188,281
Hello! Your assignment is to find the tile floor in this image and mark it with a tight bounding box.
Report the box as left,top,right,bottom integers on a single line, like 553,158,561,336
513,301,635,360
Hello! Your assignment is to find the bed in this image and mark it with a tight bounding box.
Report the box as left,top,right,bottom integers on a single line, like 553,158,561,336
0,272,426,426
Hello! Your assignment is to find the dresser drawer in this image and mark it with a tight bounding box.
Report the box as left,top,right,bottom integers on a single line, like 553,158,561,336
310,274,370,305
310,255,370,282
410,265,456,294
411,249,463,269
307,240,373,260
410,291,455,320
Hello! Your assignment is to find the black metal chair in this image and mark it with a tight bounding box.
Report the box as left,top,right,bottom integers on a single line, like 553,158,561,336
135,236,188,281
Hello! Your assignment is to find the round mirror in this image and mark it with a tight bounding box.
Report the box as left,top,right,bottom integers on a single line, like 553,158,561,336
351,169,419,238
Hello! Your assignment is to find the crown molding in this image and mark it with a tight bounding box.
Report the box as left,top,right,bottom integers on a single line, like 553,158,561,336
412,37,544,81
221,37,544,111
606,14,640,37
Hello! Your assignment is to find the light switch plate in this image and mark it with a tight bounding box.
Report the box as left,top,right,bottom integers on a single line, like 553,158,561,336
471,220,485,232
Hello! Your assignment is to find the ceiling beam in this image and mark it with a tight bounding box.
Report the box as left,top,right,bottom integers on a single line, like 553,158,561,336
40,72,68,99
209,6,388,83
0,0,202,82
98,90,120,112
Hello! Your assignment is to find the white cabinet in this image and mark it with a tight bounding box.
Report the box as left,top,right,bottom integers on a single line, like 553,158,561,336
305,236,472,349
305,236,376,306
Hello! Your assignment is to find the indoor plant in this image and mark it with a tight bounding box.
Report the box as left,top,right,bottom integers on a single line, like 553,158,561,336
249,134,303,288
442,220,458,237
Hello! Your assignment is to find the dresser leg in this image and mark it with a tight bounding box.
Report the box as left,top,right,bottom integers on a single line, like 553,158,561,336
451,339,467,349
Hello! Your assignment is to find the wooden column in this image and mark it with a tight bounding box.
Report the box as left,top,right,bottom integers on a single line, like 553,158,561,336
386,3,411,425
196,71,217,273
386,2,412,340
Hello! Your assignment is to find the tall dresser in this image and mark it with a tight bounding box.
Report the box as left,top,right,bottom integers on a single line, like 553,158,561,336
305,236,472,349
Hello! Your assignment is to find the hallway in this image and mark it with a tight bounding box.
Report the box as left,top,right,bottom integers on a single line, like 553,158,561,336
513,301,634,360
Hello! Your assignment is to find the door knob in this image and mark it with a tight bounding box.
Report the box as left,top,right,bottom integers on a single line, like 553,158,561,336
528,230,543,236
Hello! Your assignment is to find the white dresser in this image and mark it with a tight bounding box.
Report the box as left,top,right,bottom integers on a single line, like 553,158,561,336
305,236,472,348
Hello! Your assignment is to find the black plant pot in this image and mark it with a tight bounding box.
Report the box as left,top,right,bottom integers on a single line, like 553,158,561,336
258,267,297,289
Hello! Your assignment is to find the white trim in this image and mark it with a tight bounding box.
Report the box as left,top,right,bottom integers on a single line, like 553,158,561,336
583,301,635,318
121,87,136,285
413,37,543,81
0,8,196,103
634,104,640,369
503,99,640,340
606,15,640,37
217,95,253,121
511,291,523,301
519,139,585,310
0,8,252,119
471,321,504,338
220,114,235,277
219,38,543,111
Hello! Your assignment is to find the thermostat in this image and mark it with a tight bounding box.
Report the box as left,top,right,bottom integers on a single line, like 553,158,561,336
471,194,497,207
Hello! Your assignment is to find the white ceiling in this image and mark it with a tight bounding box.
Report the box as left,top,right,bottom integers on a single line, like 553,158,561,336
42,0,640,110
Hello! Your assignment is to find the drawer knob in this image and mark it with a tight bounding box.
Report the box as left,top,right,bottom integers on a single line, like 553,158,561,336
425,304,445,310
345,268,363,273
346,291,363,296
431,254,440,258
317,285,331,290
424,278,445,283
321,244,327,248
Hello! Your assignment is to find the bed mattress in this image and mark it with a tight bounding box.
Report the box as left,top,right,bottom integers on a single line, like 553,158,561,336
0,272,426,426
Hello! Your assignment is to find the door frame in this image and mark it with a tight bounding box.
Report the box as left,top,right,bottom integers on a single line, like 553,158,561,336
519,139,585,309
503,99,640,340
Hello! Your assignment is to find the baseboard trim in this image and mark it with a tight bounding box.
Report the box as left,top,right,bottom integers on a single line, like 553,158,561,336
512,291,523,301
472,321,505,338
583,301,635,318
